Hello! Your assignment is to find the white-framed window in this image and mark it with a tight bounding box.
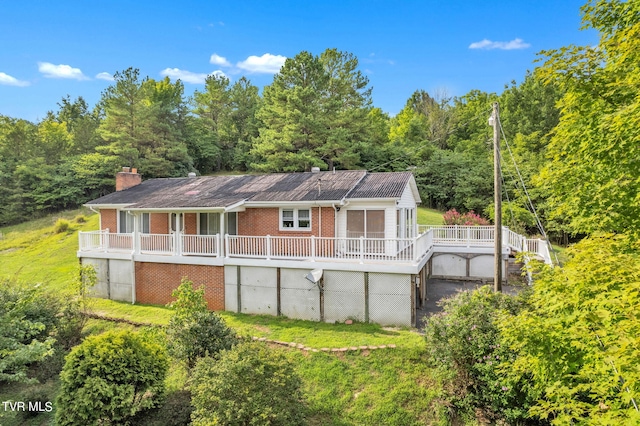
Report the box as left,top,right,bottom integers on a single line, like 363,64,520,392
140,213,150,234
170,213,183,233
199,213,220,235
280,208,311,230
118,210,133,233
119,211,149,233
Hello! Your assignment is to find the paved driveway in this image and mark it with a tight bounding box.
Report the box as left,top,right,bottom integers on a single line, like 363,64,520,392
415,279,524,330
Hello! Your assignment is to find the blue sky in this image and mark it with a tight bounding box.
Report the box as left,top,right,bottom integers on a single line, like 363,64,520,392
0,0,597,122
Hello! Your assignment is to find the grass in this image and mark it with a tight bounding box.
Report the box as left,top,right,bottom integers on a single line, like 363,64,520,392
417,207,444,225
0,208,98,293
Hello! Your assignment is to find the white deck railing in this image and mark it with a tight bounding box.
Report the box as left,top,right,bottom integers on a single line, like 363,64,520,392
78,230,133,252
78,226,553,265
140,233,174,254
182,235,219,256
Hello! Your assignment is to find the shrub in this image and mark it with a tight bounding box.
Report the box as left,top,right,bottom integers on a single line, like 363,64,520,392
0,280,58,383
191,342,307,426
73,214,87,223
443,208,490,226
56,329,168,426
54,218,72,233
131,390,193,426
423,286,533,423
166,278,237,368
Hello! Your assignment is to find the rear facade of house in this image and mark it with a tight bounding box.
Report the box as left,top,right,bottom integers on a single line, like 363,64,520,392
79,168,429,326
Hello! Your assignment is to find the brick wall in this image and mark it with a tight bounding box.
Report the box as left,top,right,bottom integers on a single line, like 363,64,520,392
184,213,197,235
135,262,224,310
150,213,169,234
101,209,117,232
237,207,335,237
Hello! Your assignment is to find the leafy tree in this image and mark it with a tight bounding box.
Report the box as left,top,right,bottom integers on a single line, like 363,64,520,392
56,329,168,425
414,148,493,213
166,278,237,368
191,342,307,426
500,234,640,424
535,0,640,236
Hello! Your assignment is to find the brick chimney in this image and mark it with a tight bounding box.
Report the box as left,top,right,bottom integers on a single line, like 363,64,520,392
116,167,142,191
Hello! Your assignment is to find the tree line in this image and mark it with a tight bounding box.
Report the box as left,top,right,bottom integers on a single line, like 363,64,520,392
0,41,619,243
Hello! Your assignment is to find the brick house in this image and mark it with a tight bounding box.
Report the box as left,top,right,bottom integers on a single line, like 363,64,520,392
78,168,548,325
79,168,430,326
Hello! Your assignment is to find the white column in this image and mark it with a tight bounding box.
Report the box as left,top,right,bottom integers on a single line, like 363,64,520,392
219,213,225,257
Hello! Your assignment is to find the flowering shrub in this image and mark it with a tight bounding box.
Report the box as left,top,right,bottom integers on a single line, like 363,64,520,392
423,286,534,423
443,209,490,226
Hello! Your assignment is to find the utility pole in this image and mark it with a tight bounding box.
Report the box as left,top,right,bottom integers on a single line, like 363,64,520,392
491,102,502,292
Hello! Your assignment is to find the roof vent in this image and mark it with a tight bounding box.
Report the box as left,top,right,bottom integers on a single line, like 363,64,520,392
311,167,320,173
188,172,197,178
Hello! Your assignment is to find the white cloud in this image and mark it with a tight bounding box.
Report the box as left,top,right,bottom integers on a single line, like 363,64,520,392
469,38,531,50
0,72,30,87
38,62,89,80
160,68,227,84
95,72,114,81
209,53,231,67
236,53,286,74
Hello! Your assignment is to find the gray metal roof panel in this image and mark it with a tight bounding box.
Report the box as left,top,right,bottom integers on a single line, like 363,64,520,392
86,171,413,209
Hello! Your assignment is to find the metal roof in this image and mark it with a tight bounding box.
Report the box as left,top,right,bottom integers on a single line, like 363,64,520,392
87,170,417,209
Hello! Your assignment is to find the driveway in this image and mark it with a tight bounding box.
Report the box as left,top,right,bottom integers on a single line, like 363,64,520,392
415,279,524,330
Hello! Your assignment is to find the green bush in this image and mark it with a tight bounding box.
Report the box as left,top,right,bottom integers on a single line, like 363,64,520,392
73,214,87,223
131,390,193,426
167,278,237,368
54,218,72,233
0,280,58,383
423,286,533,423
191,342,307,426
56,329,168,425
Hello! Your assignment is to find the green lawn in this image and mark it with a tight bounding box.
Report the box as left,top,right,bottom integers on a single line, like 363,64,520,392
417,207,444,225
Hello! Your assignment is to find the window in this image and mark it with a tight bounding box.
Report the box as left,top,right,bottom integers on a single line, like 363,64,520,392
199,213,220,235
226,212,237,235
170,213,183,233
140,213,150,234
346,210,385,238
119,212,149,233
118,211,133,233
280,208,311,230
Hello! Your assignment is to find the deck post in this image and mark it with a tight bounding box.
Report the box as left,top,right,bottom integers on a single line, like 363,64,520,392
266,235,271,260
310,235,316,261
224,234,230,259
359,236,364,264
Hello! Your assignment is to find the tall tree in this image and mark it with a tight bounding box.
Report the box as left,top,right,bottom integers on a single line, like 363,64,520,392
251,49,373,172
536,0,640,236
97,68,192,178
190,74,231,173
228,77,261,171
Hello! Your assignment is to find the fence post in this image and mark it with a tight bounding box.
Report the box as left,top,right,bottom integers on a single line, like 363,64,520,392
104,229,110,252
466,227,471,248
266,235,271,260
